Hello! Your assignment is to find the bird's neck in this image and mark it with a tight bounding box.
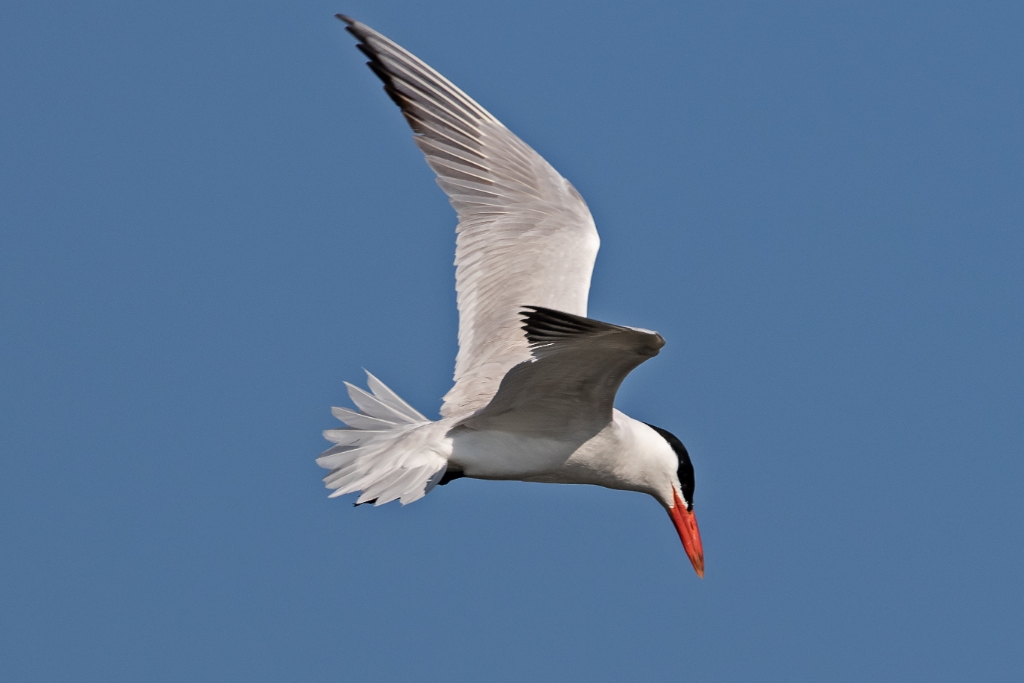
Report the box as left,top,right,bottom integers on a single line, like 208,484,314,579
527,411,675,506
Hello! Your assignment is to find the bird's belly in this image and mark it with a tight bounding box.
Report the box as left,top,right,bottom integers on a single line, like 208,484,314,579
449,428,581,479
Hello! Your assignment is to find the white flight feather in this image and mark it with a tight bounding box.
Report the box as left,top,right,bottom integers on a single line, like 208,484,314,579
318,372,448,505
340,18,600,420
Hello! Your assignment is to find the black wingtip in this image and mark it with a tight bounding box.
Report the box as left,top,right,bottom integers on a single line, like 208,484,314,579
338,16,390,93
519,306,664,357
520,306,605,346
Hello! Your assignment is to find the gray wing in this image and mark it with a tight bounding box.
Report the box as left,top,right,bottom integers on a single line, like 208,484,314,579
456,307,664,438
340,16,601,419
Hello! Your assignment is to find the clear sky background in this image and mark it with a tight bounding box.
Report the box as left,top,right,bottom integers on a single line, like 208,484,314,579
2,1,1022,681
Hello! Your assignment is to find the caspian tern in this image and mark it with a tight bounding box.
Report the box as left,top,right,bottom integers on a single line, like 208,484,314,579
319,15,705,577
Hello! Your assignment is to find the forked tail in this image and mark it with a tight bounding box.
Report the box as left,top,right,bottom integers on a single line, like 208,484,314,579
317,372,449,505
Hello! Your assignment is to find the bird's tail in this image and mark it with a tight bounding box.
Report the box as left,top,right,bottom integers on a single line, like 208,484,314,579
317,372,449,506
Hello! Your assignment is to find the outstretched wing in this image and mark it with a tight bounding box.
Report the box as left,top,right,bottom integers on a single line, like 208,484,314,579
456,307,665,437
340,16,600,419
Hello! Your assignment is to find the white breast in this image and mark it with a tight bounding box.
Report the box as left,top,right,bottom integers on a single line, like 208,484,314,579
451,410,678,505
450,427,585,480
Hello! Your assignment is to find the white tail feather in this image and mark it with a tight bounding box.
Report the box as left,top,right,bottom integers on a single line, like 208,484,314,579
365,371,427,422
330,407,397,430
344,382,417,423
322,429,392,448
318,373,449,506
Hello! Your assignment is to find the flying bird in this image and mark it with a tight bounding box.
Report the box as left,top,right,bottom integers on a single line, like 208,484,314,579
320,15,704,577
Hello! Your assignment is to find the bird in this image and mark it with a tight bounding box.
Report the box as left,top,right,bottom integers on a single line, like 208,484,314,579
319,14,704,577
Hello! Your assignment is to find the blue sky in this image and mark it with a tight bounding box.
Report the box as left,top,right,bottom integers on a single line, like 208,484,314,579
2,1,1022,680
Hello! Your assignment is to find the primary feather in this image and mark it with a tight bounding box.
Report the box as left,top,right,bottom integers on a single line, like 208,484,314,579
340,16,601,419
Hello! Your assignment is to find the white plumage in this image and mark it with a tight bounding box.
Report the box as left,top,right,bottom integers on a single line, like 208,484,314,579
317,16,705,576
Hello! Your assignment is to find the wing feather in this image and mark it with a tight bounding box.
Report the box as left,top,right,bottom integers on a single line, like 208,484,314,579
456,307,664,437
340,16,600,418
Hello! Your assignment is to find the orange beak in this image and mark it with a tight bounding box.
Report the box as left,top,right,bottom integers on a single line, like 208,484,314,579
669,489,704,578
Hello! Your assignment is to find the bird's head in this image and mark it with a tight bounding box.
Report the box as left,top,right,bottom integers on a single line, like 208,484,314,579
643,423,704,578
